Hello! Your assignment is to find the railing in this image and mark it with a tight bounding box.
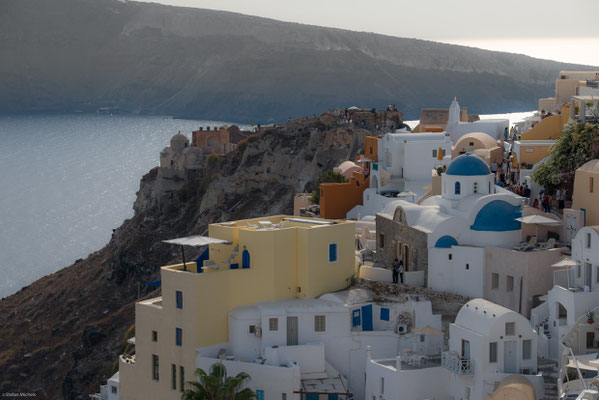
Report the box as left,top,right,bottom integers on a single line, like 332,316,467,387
441,352,472,375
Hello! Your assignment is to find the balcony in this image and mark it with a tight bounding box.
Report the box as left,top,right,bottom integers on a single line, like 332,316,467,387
441,352,472,375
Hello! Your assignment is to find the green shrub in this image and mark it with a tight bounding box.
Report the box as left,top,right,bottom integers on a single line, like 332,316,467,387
237,139,248,153
310,170,348,205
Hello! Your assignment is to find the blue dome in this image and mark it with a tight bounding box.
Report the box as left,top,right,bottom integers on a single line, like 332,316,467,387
446,153,491,176
435,235,459,248
471,200,522,232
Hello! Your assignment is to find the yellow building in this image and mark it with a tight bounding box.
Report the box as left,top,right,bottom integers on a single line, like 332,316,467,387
572,160,599,227
118,215,356,400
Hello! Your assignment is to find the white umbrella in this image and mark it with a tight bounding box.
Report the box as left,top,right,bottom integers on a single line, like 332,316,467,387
163,235,232,271
516,214,562,238
551,258,578,268
347,106,360,111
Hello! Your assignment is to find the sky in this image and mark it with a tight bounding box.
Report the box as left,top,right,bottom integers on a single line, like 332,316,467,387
136,0,599,66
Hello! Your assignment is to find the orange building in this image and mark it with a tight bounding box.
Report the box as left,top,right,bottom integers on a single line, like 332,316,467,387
320,171,370,219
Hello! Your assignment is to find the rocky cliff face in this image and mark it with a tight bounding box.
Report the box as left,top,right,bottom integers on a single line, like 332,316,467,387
0,112,396,399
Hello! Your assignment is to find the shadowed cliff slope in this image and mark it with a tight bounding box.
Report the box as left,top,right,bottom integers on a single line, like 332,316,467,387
0,0,596,122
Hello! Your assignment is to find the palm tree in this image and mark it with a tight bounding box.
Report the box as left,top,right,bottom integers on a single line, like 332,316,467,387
182,363,257,400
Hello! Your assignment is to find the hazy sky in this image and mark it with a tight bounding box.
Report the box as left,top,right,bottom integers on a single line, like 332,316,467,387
137,0,599,65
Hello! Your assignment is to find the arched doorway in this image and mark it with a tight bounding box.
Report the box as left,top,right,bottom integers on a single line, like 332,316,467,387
242,249,250,269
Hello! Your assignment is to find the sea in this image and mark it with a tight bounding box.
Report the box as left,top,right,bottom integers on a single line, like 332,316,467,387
0,114,250,299
0,111,534,299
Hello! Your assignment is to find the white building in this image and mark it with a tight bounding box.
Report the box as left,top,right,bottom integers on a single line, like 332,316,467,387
90,371,119,400
347,131,452,220
531,226,599,360
374,153,563,316
194,290,442,400
446,98,509,144
365,299,544,400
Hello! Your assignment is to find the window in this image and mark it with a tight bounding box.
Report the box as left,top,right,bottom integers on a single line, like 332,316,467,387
587,233,592,248
465,263,469,270
379,233,385,248
590,177,594,193
420,335,425,343
111,386,117,394
469,142,474,146
152,354,159,380
269,318,278,331
180,366,185,392
473,182,478,193
489,342,497,363
449,254,452,260
488,181,491,193
171,364,177,390
505,322,516,336
152,330,158,342
455,181,461,195
328,395,338,400
329,243,338,262
523,339,532,360
432,149,437,158
578,264,582,278
380,307,390,321
491,273,499,289
506,275,514,292
380,377,385,394
442,149,446,157
596,266,599,284
249,325,256,334
176,290,183,309
170,160,174,166
176,328,182,346
315,315,326,332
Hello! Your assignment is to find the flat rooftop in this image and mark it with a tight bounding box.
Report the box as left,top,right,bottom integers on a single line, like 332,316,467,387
213,215,351,231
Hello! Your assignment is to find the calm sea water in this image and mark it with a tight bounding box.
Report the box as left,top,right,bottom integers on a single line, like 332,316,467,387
0,114,248,298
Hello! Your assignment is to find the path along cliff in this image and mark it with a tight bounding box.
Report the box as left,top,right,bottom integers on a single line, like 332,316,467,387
0,111,401,399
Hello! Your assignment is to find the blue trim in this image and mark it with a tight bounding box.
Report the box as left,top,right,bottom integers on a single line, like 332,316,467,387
361,304,373,331
435,235,459,248
471,200,522,231
194,248,209,273
455,181,461,195
142,280,161,287
352,309,361,327
380,307,390,321
446,153,491,176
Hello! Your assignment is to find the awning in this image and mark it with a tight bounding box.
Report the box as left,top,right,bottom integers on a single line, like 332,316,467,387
162,235,232,246
552,258,578,268
566,353,599,370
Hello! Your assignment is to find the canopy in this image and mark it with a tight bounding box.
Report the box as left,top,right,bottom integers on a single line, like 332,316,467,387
163,235,231,271
552,258,578,268
566,353,599,370
163,235,232,247
411,325,442,335
515,215,562,226
347,106,360,111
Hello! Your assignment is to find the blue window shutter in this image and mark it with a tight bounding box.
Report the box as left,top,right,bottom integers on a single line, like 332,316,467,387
380,307,390,321
176,328,182,346
176,291,183,309
329,243,337,262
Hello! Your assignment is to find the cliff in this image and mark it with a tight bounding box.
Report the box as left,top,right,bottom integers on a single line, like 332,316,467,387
1,0,596,123
0,112,399,399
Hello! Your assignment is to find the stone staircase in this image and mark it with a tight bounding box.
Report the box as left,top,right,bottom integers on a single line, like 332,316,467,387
538,357,559,400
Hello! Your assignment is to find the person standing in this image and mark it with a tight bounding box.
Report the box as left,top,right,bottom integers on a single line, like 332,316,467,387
398,259,404,284
392,259,400,284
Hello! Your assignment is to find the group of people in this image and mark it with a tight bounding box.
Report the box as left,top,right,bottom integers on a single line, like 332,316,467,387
391,258,404,284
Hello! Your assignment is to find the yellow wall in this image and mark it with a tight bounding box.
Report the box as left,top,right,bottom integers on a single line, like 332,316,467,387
573,170,599,227
120,215,355,400
521,105,569,141
518,145,554,165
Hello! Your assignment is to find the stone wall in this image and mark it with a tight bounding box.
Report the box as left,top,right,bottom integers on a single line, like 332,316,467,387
374,209,429,283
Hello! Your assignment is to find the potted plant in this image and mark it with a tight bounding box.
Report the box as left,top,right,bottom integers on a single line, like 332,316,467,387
586,310,595,324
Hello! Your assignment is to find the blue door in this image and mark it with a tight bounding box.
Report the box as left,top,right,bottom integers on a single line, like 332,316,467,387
361,304,373,331
242,249,250,269
352,309,361,327
306,394,319,400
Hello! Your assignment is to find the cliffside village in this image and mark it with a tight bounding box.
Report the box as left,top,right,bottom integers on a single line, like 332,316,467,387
93,71,599,400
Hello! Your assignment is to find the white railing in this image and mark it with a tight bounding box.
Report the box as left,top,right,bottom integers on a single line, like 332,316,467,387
441,352,472,375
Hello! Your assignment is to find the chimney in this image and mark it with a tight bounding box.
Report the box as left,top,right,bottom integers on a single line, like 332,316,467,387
395,355,402,371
